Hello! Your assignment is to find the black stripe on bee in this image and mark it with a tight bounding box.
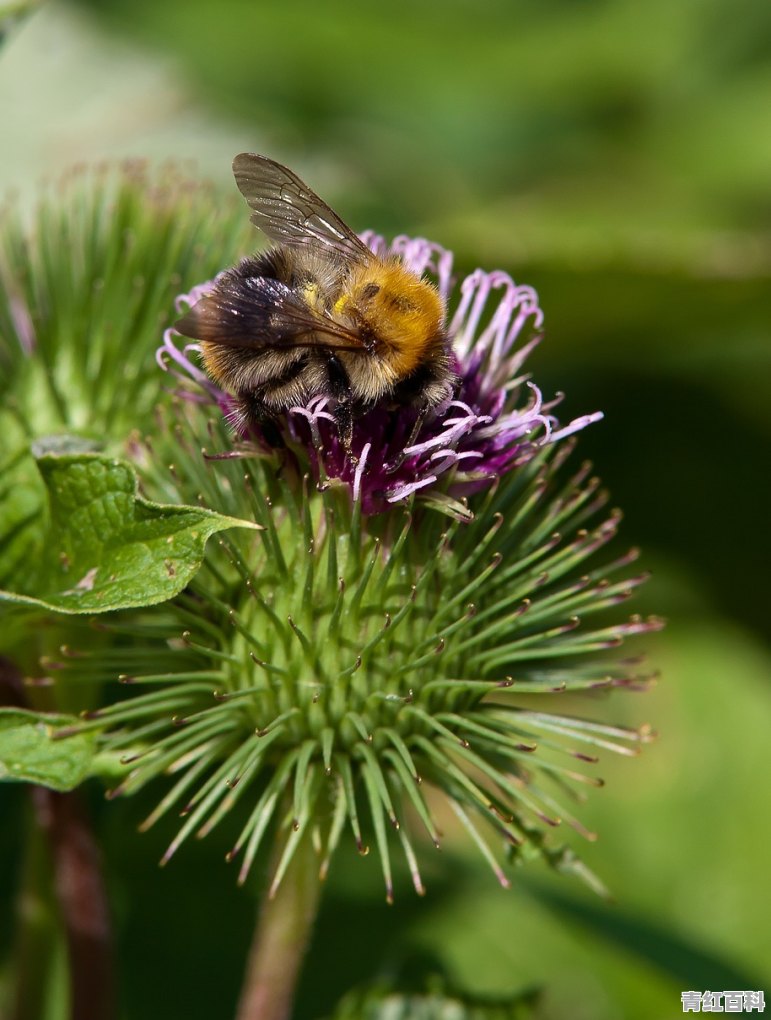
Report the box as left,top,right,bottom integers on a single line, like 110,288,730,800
256,351,311,389
231,248,295,284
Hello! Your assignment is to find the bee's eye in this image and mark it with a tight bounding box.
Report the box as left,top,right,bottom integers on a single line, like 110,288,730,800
360,282,381,301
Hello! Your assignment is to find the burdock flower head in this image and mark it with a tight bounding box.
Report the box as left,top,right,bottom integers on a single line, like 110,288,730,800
161,230,601,518
74,158,662,905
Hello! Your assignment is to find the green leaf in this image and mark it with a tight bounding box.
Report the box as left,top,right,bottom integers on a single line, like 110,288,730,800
0,452,259,614
0,708,96,791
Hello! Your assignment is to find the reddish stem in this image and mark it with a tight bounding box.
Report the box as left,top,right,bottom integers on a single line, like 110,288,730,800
31,787,116,1020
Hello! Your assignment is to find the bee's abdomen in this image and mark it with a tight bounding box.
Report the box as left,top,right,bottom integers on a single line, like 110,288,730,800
238,350,328,412
231,247,296,284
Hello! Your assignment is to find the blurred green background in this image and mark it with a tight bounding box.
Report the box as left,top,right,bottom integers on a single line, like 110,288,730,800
1,1,769,1017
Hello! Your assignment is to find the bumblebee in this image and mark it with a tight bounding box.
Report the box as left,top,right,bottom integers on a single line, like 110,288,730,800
175,154,456,456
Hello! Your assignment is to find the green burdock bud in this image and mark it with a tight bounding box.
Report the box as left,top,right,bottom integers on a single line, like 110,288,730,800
0,161,252,444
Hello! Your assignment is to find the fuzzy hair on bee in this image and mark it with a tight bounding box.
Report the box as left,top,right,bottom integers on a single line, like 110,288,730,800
175,154,457,457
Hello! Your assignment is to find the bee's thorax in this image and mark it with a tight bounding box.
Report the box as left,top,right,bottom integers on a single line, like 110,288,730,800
336,261,445,378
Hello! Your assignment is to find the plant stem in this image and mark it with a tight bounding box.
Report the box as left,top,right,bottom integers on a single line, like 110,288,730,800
1,656,116,1020
11,799,57,1020
236,830,323,1020
32,787,116,1020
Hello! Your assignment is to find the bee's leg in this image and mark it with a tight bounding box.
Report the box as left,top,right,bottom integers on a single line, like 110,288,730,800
234,393,285,449
334,401,356,464
230,392,295,478
325,354,358,465
384,407,427,474
259,418,286,450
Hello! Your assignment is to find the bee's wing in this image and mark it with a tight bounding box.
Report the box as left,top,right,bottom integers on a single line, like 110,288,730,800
232,153,373,265
175,276,370,354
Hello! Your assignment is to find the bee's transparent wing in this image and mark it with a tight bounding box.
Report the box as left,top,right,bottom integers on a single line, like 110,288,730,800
175,276,370,354
232,153,373,264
